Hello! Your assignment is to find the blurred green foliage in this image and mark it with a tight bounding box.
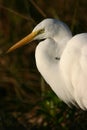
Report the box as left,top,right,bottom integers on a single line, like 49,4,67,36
0,0,87,129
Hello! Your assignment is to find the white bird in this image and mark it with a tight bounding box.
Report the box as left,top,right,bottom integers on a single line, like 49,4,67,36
7,18,87,110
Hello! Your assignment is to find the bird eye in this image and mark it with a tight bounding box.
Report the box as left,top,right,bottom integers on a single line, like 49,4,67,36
37,28,45,35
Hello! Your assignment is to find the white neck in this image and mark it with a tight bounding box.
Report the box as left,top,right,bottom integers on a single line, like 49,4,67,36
35,37,74,103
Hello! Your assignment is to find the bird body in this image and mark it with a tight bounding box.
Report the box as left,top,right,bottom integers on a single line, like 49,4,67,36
7,18,87,110
60,33,87,109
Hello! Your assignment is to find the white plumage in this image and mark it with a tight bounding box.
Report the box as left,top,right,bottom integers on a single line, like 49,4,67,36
7,18,87,110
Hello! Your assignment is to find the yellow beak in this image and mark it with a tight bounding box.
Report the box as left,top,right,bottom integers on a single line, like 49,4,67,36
6,30,39,53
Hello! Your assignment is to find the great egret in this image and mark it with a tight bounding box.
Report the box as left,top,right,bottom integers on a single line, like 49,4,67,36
7,18,87,110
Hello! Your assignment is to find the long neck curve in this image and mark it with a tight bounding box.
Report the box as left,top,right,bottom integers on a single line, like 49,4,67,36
35,37,74,103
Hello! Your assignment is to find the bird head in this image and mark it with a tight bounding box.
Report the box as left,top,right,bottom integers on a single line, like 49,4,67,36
6,19,54,53
6,18,72,53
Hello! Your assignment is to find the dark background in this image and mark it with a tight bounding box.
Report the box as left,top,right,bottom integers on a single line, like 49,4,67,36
0,0,87,129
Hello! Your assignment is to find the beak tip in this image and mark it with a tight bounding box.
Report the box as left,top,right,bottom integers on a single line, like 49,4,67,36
6,49,10,54
6,31,37,54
